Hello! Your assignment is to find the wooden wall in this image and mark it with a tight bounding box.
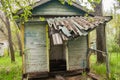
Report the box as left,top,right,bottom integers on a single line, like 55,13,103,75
32,0,85,16
23,22,88,72
68,36,87,70
22,0,89,73
24,22,49,73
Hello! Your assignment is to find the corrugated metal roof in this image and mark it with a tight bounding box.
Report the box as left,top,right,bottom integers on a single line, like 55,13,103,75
47,16,111,45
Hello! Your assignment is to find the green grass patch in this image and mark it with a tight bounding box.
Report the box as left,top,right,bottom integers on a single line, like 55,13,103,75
0,54,22,80
90,53,120,80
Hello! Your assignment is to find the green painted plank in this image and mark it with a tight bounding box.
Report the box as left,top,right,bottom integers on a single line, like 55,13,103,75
68,36,87,70
24,22,49,73
32,0,85,16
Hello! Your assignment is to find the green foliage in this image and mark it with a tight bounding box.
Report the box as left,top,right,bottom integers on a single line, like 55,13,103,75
0,0,33,21
109,53,120,80
59,0,65,4
90,55,106,76
106,31,120,52
59,0,75,5
90,53,120,80
88,17,95,22
110,43,120,52
20,6,32,22
110,73,118,80
13,15,19,20
39,17,45,21
106,14,120,52
84,14,89,17
117,0,120,2
0,54,22,80
88,0,101,4
67,0,73,5
15,0,33,21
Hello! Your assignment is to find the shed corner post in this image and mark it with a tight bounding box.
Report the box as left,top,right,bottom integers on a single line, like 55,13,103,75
46,24,50,72
20,23,26,79
86,34,90,72
65,41,69,71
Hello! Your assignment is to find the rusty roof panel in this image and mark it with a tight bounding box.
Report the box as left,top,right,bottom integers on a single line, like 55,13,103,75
60,32,68,41
47,16,111,45
52,33,63,45
59,26,71,37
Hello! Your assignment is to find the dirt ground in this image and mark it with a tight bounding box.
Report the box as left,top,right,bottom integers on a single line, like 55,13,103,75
46,75,93,80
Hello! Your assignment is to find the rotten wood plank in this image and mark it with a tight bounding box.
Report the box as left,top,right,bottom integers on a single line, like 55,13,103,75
87,73,99,80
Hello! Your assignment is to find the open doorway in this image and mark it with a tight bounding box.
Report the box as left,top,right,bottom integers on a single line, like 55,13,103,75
49,44,67,72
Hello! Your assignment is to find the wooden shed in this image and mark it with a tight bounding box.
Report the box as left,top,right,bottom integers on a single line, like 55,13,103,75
19,0,112,79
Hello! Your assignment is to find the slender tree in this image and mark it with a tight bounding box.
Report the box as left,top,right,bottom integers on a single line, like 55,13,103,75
94,0,106,63
0,0,32,62
0,12,15,62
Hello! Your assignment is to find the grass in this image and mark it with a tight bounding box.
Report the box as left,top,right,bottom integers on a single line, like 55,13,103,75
90,52,120,80
0,51,120,80
0,54,22,80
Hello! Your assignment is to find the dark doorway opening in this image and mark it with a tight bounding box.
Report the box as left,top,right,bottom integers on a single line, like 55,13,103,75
49,45,66,72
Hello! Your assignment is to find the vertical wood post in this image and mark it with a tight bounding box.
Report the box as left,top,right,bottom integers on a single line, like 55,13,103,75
106,51,110,79
20,23,25,75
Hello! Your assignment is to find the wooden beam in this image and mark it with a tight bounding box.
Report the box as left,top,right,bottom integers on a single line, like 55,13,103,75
65,42,69,71
20,23,25,75
86,34,90,70
89,48,110,78
46,25,50,72
87,72,99,80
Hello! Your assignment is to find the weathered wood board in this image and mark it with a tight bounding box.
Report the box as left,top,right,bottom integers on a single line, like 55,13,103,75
32,0,85,16
24,22,48,73
68,36,87,70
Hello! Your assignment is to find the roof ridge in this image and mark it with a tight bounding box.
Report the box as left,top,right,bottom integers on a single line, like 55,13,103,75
17,0,94,16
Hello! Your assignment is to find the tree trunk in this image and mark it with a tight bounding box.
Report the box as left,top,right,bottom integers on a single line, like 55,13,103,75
16,32,22,56
0,1,15,62
94,1,106,63
6,17,15,62
96,24,106,63
0,14,15,62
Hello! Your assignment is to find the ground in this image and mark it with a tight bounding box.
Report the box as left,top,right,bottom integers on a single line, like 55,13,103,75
0,52,120,80
47,75,92,80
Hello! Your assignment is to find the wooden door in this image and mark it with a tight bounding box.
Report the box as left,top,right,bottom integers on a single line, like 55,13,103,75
24,22,49,73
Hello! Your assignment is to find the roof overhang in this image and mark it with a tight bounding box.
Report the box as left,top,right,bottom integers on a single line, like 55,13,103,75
47,16,112,45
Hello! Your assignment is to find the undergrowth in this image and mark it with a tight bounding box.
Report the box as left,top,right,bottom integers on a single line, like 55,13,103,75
90,53,120,80
0,54,22,80
0,50,120,80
